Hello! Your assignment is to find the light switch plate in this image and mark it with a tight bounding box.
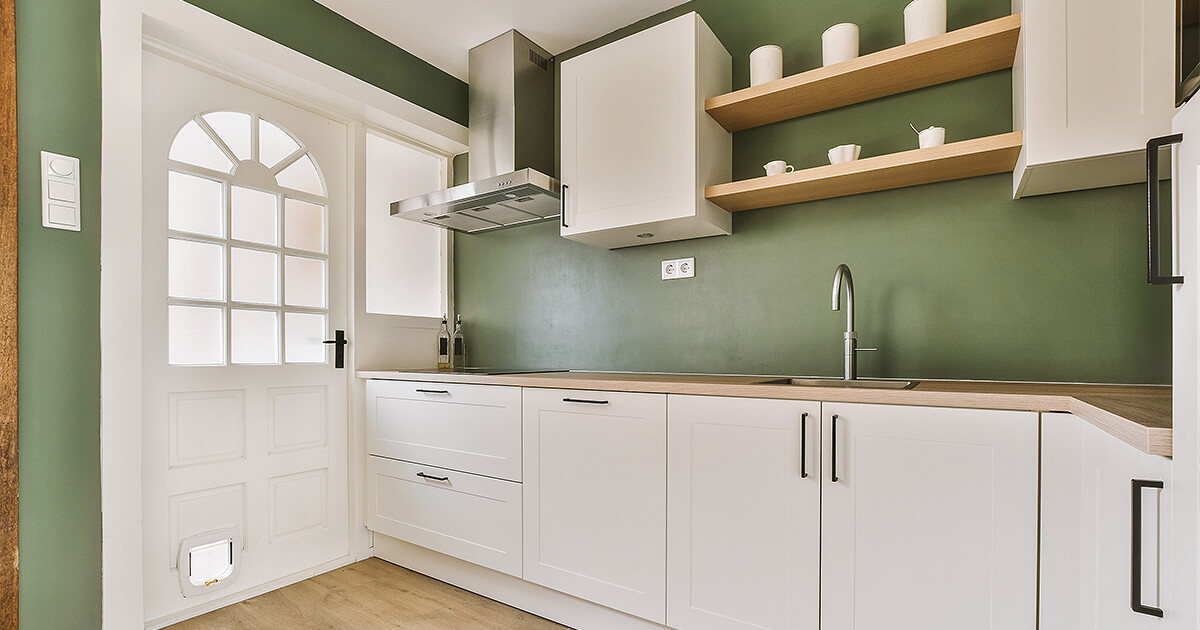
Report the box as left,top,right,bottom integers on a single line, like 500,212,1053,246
41,151,81,231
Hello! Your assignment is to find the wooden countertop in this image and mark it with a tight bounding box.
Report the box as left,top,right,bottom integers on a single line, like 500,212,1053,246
356,370,1172,457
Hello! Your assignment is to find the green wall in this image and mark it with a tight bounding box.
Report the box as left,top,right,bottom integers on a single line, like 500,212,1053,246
15,2,466,628
455,0,1172,384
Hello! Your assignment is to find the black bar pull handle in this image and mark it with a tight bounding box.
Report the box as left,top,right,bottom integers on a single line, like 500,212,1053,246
1147,134,1184,285
561,184,570,228
563,397,609,405
321,330,347,369
417,472,450,482
800,413,809,479
1131,478,1165,618
416,389,450,395
830,414,839,483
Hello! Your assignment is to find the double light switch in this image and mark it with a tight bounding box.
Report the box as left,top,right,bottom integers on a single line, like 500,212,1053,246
41,151,81,231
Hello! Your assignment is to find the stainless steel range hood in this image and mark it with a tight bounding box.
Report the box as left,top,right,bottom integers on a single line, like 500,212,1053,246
391,31,560,233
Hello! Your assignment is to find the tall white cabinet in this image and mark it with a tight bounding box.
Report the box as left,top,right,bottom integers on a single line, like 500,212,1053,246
522,388,668,623
666,396,821,630
819,403,1039,630
1012,0,1174,197
559,12,732,249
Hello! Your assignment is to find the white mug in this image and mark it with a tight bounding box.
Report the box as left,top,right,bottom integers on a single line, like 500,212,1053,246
750,45,784,86
904,0,947,43
822,23,860,67
828,144,862,164
764,160,795,176
918,126,946,148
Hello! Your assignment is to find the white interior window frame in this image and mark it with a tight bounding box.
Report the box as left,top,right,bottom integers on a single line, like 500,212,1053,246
99,1,467,627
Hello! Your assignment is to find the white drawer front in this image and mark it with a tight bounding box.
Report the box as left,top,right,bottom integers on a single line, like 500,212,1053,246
366,455,522,577
366,380,521,481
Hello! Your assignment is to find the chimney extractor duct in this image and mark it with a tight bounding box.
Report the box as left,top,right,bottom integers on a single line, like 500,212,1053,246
391,31,560,233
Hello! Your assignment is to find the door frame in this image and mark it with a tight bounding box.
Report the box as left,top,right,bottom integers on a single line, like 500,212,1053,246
99,1,466,627
1,0,17,626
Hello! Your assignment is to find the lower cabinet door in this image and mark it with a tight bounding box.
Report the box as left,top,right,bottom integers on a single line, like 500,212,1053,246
522,388,667,623
1041,413,1173,629
666,395,821,630
820,403,1039,630
366,455,522,577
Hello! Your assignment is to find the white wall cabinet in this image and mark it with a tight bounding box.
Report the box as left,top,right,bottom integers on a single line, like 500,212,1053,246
560,11,732,249
819,403,1039,629
522,388,668,623
666,396,821,630
1041,413,1173,628
1012,0,1174,197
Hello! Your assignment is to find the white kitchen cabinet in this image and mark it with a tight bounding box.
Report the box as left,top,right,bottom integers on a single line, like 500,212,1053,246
522,388,667,623
820,402,1038,630
666,395,821,630
559,11,731,249
1012,0,1174,197
366,455,523,577
365,379,522,481
1041,412,1173,628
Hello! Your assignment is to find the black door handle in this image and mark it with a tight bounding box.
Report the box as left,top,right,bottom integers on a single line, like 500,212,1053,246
800,412,809,479
417,472,450,482
1131,479,1165,617
560,184,570,228
562,397,609,405
322,329,347,368
1147,134,1184,285
830,414,839,483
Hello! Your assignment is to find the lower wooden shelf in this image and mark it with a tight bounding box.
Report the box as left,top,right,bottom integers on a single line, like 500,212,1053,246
705,131,1023,212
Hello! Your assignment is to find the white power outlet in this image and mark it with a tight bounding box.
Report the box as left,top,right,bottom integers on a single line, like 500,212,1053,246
661,257,695,280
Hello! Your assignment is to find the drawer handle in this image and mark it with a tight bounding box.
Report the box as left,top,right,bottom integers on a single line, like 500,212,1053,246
800,412,808,479
563,397,609,405
1131,478,1165,618
417,472,450,482
416,389,450,395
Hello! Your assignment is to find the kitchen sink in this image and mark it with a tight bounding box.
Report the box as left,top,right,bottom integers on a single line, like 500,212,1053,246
754,377,918,389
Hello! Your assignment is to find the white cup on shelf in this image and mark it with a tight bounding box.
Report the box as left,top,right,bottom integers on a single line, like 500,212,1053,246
918,126,946,148
904,0,947,43
764,160,795,176
822,23,860,66
827,144,862,164
750,45,784,86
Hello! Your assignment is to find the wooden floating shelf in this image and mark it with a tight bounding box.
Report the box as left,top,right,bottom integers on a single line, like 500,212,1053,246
706,14,1021,132
705,132,1023,212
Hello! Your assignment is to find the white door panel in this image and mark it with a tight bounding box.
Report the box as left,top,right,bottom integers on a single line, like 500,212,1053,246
142,51,350,623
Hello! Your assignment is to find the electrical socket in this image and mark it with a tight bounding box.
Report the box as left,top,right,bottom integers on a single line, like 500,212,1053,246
661,257,695,280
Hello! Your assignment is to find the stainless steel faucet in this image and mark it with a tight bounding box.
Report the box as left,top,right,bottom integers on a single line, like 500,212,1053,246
832,264,876,380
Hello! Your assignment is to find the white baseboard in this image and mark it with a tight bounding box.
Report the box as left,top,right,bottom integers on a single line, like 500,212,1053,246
372,535,668,630
143,555,356,629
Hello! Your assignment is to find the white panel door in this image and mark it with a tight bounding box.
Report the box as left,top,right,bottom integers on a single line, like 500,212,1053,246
820,403,1038,630
522,388,667,623
1041,413,1173,629
666,395,821,630
142,52,350,623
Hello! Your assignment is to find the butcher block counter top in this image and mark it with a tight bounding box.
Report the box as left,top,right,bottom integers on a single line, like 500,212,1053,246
357,370,1172,457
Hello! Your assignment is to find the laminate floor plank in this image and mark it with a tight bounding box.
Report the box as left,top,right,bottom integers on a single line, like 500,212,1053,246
166,558,570,630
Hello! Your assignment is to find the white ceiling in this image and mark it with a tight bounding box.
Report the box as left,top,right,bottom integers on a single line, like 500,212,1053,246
313,0,690,81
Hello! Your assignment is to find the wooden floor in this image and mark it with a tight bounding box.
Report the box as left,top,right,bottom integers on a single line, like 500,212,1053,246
166,558,570,630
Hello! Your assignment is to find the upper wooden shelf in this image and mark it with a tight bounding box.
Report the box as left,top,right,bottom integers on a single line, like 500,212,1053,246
706,14,1022,132
705,131,1023,212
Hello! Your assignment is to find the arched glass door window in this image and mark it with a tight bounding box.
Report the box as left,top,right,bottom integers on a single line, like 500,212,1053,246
166,111,330,366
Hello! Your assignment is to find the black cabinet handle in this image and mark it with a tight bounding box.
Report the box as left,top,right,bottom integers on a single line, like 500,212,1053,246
1147,134,1184,285
417,472,450,482
321,329,347,368
416,389,450,395
561,184,570,228
1131,479,1165,617
831,414,839,483
800,413,809,479
563,397,609,405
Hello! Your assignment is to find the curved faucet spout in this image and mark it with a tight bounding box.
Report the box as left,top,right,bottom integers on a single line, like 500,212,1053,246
832,263,854,335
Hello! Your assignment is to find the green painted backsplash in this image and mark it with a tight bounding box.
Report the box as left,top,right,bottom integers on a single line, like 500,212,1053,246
455,0,1172,384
